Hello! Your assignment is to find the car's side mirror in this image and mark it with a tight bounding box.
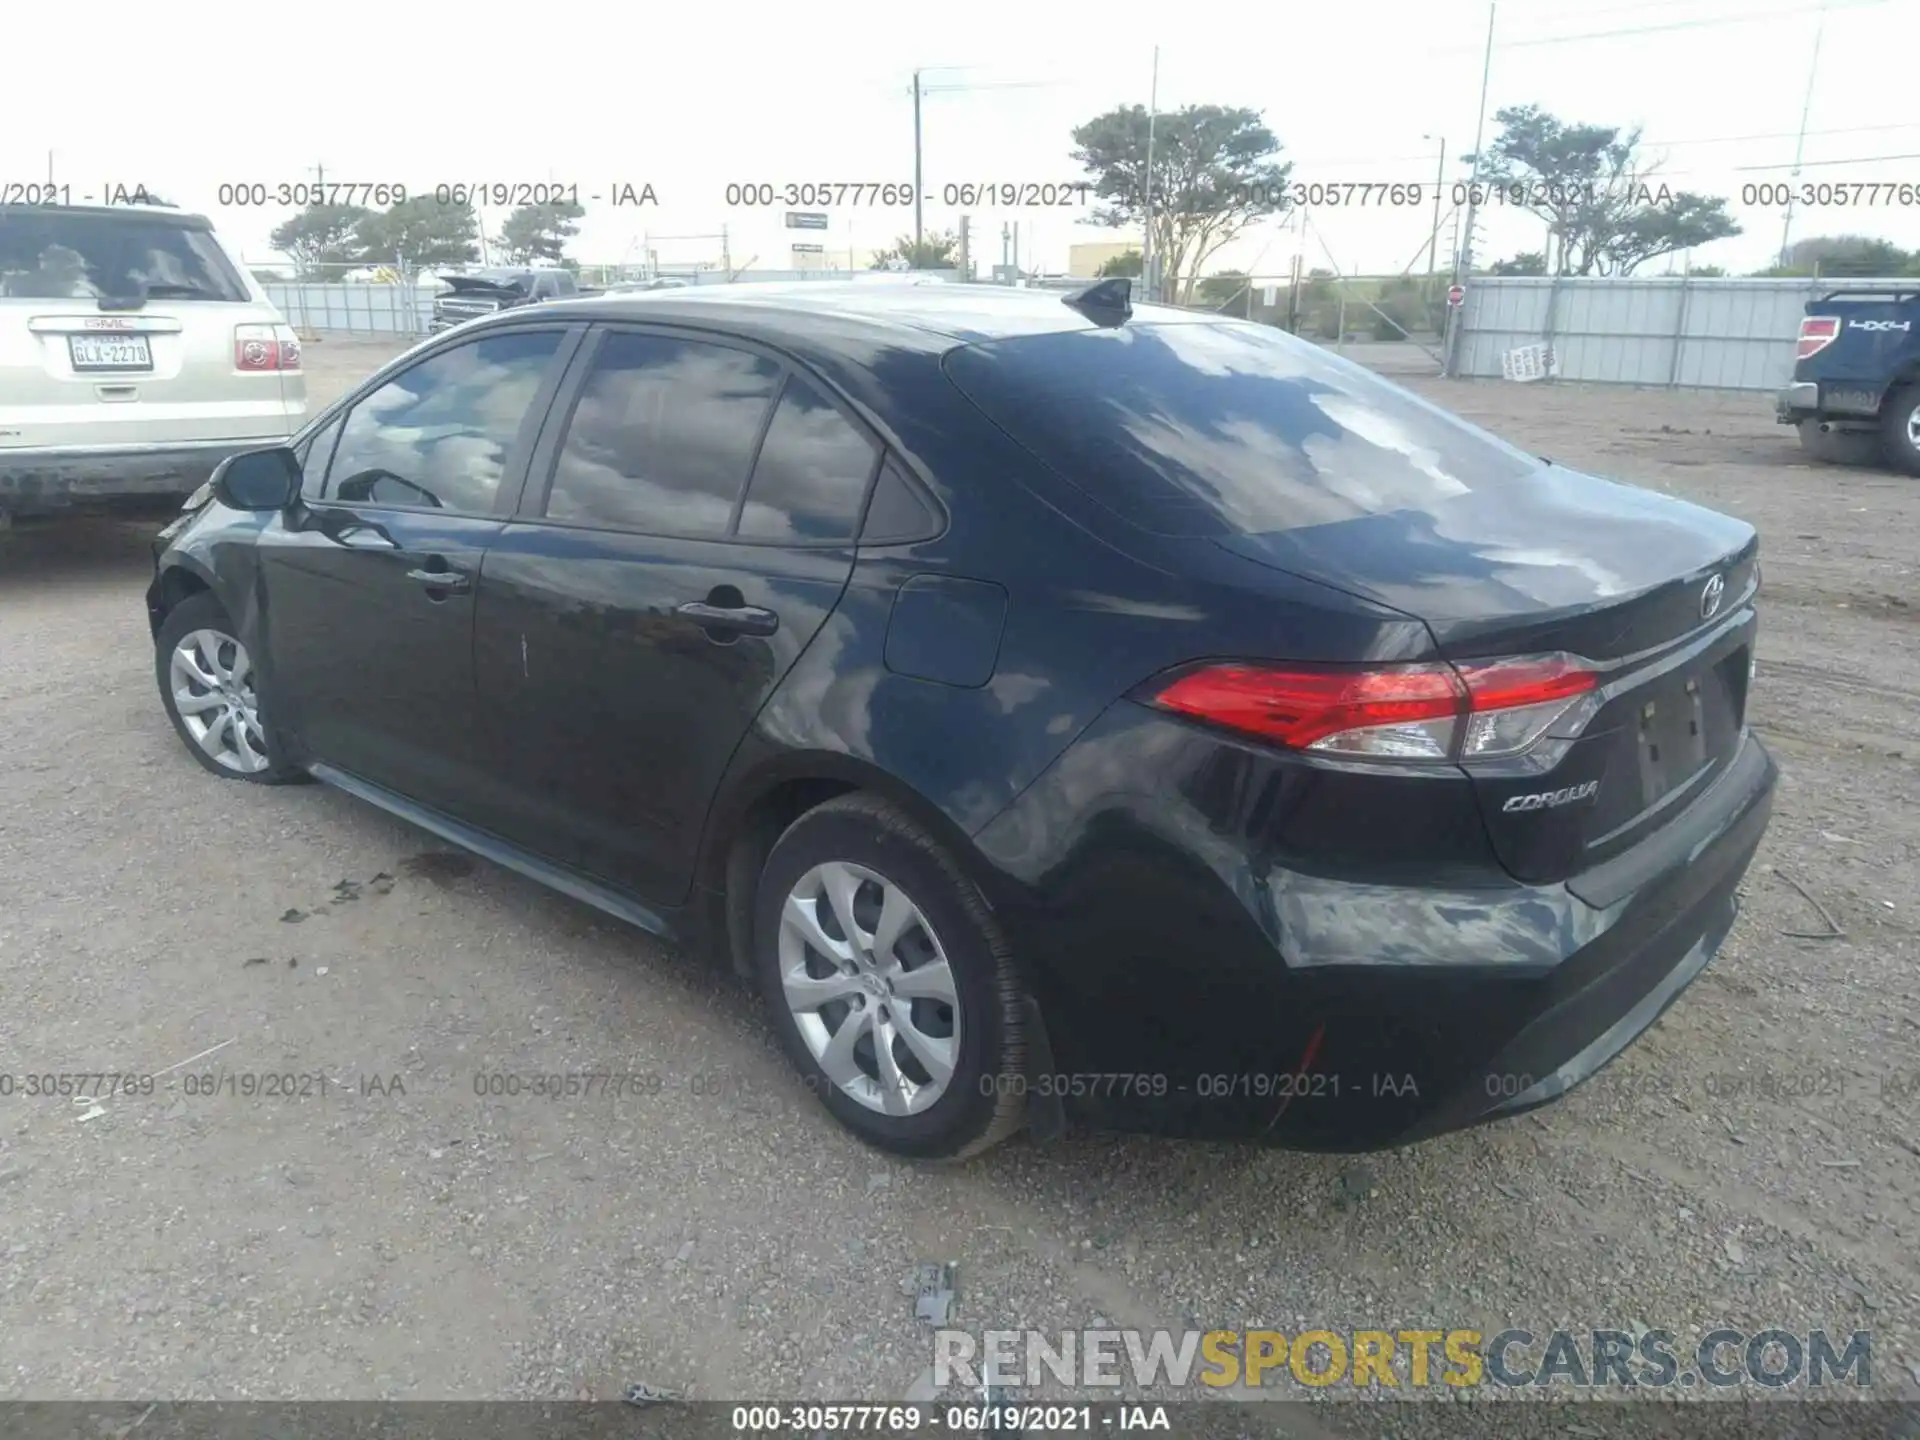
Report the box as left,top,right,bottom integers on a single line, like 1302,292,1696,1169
211,446,302,511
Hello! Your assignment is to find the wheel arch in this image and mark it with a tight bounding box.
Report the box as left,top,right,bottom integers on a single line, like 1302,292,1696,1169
147,556,218,638
699,750,1000,980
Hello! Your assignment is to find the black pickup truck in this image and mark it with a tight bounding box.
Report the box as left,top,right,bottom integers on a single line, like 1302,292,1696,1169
1776,287,1920,473
429,267,600,333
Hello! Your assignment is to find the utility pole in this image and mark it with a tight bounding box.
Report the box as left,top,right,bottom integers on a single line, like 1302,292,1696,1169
1012,221,1021,279
1779,0,1829,267
722,225,732,279
912,69,924,252
1446,1,1496,376
1423,135,1446,292
1142,45,1160,302
957,215,970,281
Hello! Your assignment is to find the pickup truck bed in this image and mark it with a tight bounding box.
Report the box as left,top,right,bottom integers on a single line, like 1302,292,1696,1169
1775,288,1920,474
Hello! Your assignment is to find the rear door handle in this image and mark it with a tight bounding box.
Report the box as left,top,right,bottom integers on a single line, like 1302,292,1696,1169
407,565,472,593
675,601,779,637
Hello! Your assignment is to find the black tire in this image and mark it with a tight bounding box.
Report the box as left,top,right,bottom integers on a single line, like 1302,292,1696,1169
154,592,306,784
1796,419,1880,467
753,793,1027,1160
1877,385,1920,475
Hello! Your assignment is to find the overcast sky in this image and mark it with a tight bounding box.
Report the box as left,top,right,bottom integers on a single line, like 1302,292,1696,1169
5,0,1918,279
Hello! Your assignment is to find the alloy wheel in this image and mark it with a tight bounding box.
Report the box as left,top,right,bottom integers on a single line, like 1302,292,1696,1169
169,628,269,775
1907,402,1920,453
778,860,961,1116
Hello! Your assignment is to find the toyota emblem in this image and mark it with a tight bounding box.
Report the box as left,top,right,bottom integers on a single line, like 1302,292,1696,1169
1699,574,1726,620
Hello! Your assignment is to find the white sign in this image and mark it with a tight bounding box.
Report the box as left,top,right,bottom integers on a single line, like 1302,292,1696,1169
1261,285,1278,307
1501,342,1557,383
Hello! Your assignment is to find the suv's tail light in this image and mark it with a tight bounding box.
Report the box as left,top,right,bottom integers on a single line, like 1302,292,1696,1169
235,323,301,372
1146,654,1600,763
1796,315,1840,360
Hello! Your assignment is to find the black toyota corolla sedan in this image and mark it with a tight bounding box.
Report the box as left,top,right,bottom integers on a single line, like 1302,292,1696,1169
147,279,1775,1159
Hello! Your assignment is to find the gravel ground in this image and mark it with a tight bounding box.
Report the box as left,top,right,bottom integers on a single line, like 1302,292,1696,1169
1,332,1915,1429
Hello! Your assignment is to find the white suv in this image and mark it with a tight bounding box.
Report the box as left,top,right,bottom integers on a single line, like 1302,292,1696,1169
0,203,307,521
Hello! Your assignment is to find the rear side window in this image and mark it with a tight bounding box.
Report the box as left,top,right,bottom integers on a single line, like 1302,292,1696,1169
544,331,781,536
0,210,250,302
943,321,1540,536
736,375,880,542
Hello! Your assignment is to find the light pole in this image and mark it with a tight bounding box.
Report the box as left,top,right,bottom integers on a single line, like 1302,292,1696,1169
912,69,924,252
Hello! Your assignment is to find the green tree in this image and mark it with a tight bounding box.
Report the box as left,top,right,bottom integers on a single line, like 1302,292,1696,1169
497,200,586,265
1473,104,1739,275
354,196,480,270
1096,249,1144,278
1196,269,1251,310
1070,103,1291,303
868,231,958,269
1489,251,1548,276
1764,234,1913,277
270,203,374,277
1686,263,1728,277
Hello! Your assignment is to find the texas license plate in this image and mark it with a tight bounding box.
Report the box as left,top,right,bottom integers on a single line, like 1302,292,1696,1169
69,335,153,371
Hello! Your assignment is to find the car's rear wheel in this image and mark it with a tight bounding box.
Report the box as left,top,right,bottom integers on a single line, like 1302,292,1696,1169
1878,385,1920,475
1796,418,1880,466
753,794,1026,1160
154,592,304,783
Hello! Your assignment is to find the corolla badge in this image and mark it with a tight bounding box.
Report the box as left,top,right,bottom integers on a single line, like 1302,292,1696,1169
1700,573,1726,620
1503,780,1599,813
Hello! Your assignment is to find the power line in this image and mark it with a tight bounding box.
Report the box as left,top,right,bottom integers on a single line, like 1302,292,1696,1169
1418,0,1889,50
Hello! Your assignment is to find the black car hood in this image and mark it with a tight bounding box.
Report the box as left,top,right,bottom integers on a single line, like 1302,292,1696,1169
1213,462,1758,660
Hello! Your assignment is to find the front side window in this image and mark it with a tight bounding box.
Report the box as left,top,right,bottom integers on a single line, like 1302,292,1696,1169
323,329,564,513
544,331,781,536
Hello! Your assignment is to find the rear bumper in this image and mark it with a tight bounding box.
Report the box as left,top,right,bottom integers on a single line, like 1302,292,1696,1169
0,439,285,516
975,704,1777,1151
1775,381,1819,422
1776,379,1882,426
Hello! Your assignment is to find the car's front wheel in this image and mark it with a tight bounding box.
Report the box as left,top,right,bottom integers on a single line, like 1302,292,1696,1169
154,592,305,783
754,794,1027,1160
1878,385,1920,475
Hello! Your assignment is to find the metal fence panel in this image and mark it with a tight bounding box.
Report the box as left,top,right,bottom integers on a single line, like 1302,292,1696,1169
265,282,433,336
1452,275,1912,391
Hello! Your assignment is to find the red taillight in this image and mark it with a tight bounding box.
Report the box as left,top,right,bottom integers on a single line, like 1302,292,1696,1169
1148,655,1599,763
1796,316,1840,360
234,322,301,372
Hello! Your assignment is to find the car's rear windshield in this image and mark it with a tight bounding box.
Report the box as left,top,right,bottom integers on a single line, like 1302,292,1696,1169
0,209,250,303
943,319,1542,536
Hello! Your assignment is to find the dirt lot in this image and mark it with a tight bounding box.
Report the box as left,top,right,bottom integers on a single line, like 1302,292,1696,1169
1,333,1916,1423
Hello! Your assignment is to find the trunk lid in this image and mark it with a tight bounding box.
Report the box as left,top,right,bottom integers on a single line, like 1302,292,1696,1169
1215,465,1760,885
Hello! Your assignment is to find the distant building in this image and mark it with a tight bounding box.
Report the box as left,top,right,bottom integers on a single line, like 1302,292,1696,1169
1067,240,1143,278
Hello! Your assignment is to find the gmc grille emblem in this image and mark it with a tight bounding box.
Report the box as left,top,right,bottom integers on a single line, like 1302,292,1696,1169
1700,573,1726,620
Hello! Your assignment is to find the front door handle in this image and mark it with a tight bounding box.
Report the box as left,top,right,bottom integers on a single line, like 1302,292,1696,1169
407,564,471,594
676,600,779,637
